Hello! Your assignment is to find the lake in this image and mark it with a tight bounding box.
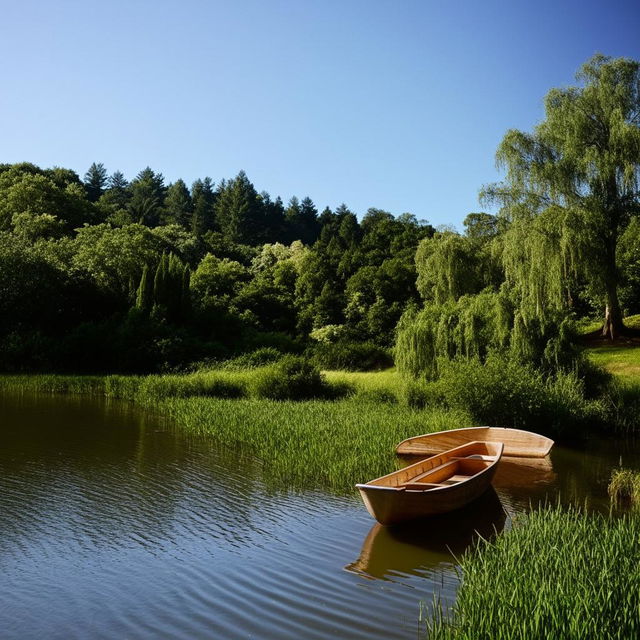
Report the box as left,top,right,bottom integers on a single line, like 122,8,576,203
0,391,637,639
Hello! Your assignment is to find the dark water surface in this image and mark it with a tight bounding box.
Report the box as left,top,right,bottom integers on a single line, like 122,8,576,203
1,392,638,640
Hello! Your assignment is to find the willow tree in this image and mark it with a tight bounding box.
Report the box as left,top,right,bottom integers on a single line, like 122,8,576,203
483,54,640,339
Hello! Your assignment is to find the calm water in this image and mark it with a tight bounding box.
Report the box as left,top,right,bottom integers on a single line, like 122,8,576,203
1,392,638,640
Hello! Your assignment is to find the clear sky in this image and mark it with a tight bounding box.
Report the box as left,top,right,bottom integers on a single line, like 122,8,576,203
1,0,639,227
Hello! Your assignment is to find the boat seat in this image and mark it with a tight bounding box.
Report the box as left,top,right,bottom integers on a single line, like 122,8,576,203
401,482,446,490
451,455,495,461
407,460,457,484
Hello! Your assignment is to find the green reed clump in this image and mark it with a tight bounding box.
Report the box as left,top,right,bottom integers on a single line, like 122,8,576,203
0,374,105,395
424,505,640,640
608,468,640,506
159,396,472,492
137,373,246,402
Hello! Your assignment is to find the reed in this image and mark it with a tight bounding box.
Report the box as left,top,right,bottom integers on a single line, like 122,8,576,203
0,371,474,493
159,396,472,492
608,468,640,506
424,505,640,639
0,374,105,395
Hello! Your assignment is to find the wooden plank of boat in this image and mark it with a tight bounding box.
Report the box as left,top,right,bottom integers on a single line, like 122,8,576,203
396,426,553,458
356,441,504,526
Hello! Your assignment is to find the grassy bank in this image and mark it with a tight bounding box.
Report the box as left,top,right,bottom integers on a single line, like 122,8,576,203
587,345,640,380
0,371,473,493
425,505,640,640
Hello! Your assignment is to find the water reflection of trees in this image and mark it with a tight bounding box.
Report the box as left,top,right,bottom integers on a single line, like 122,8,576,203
0,393,267,558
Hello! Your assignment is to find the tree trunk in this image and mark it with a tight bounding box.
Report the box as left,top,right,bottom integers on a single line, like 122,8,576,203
602,281,624,340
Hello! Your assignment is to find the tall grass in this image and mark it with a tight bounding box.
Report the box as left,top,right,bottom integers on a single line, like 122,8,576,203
0,374,105,395
425,505,640,639
160,396,473,492
0,370,474,493
609,468,640,506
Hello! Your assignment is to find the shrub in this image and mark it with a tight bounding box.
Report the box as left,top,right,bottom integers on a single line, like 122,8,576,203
253,356,330,400
222,347,284,369
422,355,598,438
311,341,393,371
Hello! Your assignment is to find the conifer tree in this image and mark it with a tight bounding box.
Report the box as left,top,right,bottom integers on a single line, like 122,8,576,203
191,177,216,237
135,265,153,313
215,171,263,244
128,167,166,227
84,162,108,202
163,179,193,228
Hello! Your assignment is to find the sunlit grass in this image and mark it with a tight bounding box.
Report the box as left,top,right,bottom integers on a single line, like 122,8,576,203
609,468,640,507
160,395,472,493
586,345,640,380
323,368,403,402
424,505,640,639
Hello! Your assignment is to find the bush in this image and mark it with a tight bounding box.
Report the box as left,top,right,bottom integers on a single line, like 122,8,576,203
253,356,331,400
222,347,284,369
421,355,599,438
311,341,393,371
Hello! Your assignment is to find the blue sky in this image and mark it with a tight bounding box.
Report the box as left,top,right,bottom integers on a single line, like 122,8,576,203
1,0,639,227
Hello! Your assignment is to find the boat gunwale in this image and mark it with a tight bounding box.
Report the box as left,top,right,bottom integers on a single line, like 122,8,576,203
357,441,504,493
395,426,553,458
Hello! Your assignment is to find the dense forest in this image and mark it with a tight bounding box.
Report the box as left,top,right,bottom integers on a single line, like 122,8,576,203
1,54,639,375
0,159,437,371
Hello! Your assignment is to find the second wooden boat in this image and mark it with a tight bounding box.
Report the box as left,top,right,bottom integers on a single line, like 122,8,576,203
396,426,553,458
356,441,503,526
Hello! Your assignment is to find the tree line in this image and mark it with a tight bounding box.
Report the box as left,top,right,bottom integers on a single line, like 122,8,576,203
1,54,639,376
0,160,435,371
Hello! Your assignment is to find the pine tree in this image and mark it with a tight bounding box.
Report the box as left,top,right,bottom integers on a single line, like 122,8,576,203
84,163,108,202
163,179,193,228
215,171,263,244
128,167,166,227
191,177,216,237
298,197,320,245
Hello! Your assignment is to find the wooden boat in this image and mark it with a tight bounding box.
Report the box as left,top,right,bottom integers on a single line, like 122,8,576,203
356,441,503,526
396,426,553,459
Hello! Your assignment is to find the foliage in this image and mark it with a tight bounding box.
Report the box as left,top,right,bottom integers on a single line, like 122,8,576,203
483,54,640,337
609,468,640,507
416,355,601,437
220,347,285,369
253,356,331,400
395,292,513,379
425,506,640,640
310,341,393,371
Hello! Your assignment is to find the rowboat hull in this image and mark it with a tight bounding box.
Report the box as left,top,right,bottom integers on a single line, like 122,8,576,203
396,427,553,458
357,441,503,526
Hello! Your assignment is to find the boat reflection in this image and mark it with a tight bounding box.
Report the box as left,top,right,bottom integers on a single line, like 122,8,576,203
493,455,556,488
346,488,506,580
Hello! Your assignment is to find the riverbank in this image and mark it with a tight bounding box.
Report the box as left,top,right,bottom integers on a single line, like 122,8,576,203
0,372,472,493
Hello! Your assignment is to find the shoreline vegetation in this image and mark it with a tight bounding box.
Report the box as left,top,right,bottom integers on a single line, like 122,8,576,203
2,358,640,639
